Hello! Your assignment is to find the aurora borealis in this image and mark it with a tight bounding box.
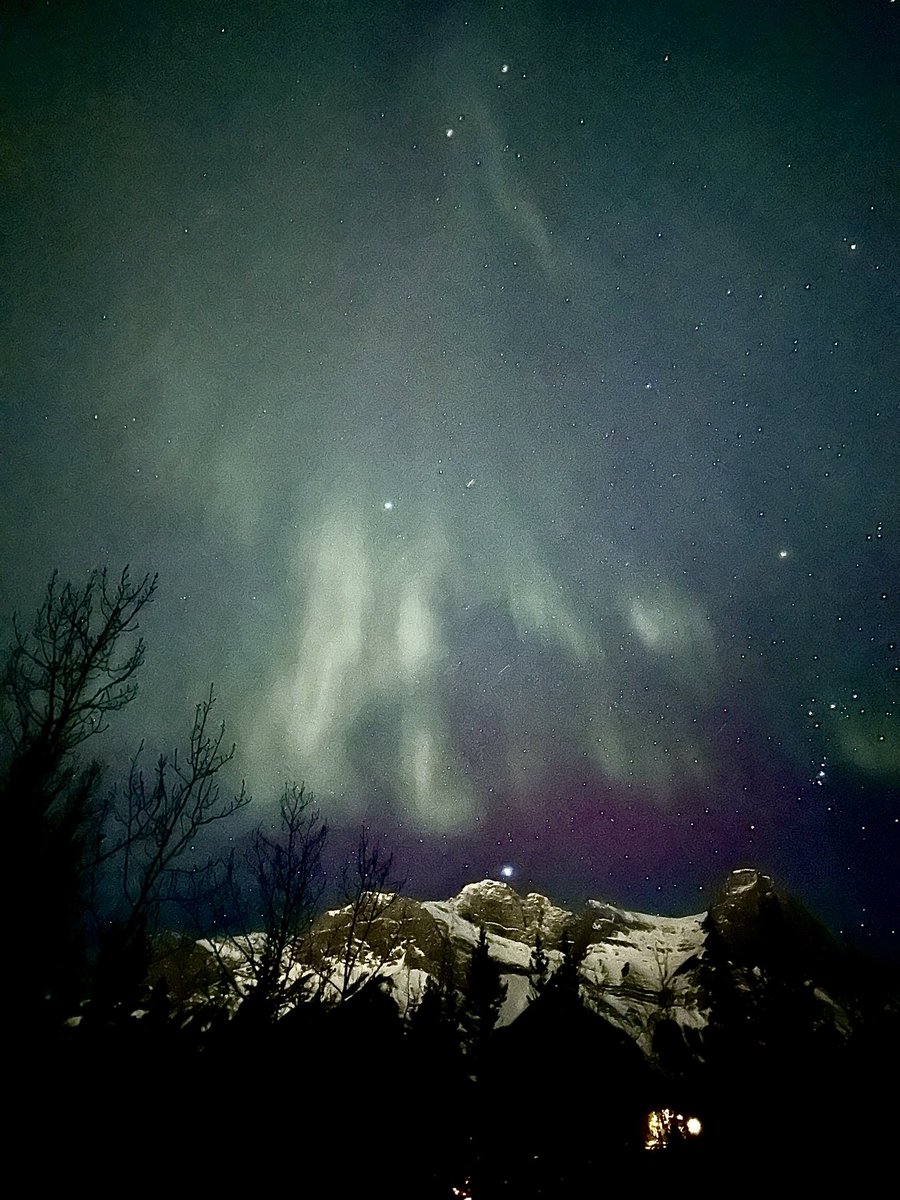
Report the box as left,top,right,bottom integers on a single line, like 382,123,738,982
2,1,897,953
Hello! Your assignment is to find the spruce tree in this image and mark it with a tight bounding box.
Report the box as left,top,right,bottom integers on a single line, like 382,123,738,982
460,927,507,1068
408,938,459,1055
528,931,550,1001
550,929,585,1000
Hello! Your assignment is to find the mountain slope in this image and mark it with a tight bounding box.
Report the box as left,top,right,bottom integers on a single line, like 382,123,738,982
200,867,896,1065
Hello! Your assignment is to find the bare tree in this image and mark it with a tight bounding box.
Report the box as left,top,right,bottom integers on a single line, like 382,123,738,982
200,782,328,1023
311,827,407,1004
0,566,156,1014
3,566,157,811
110,686,250,949
84,686,251,1022
244,784,326,1009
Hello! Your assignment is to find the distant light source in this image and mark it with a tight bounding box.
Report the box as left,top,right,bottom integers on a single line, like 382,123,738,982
645,1109,703,1150
383,500,394,511
500,864,514,879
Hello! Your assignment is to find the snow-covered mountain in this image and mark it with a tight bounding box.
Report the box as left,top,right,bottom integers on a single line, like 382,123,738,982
378,877,706,1049
239,866,890,1055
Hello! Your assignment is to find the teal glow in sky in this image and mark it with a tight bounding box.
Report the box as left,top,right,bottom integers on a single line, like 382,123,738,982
1,0,897,953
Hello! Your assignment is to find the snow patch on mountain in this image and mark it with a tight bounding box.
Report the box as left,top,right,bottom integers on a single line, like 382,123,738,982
196,869,877,1059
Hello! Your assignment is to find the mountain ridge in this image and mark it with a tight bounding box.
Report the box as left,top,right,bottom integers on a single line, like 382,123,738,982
206,866,894,1059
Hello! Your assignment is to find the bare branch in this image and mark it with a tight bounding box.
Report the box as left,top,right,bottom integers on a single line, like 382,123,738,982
191,782,328,1021
0,565,156,1017
2,566,157,809
309,826,407,1004
108,686,250,946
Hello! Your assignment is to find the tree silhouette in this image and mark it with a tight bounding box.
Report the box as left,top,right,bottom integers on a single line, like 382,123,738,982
98,685,250,996
459,926,507,1072
548,927,587,1000
3,567,157,784
202,781,327,1024
408,933,460,1055
1,566,157,1016
310,827,407,1003
528,930,551,1001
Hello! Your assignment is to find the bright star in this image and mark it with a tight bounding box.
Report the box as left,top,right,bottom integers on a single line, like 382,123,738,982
383,500,394,511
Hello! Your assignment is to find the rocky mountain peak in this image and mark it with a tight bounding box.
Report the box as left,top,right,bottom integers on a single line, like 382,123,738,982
705,867,841,974
721,867,774,898
202,868,885,1063
452,880,572,945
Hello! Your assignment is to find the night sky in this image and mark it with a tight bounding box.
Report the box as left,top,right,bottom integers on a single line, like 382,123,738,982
2,1,897,955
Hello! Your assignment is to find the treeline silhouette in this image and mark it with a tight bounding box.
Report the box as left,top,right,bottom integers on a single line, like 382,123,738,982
5,568,895,1193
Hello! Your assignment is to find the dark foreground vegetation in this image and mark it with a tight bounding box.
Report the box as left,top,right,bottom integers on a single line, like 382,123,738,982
7,568,897,1193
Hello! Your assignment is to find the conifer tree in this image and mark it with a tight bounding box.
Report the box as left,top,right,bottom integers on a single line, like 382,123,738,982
409,937,458,1047
528,931,550,1001
550,929,585,999
408,957,464,1093
460,927,507,1068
